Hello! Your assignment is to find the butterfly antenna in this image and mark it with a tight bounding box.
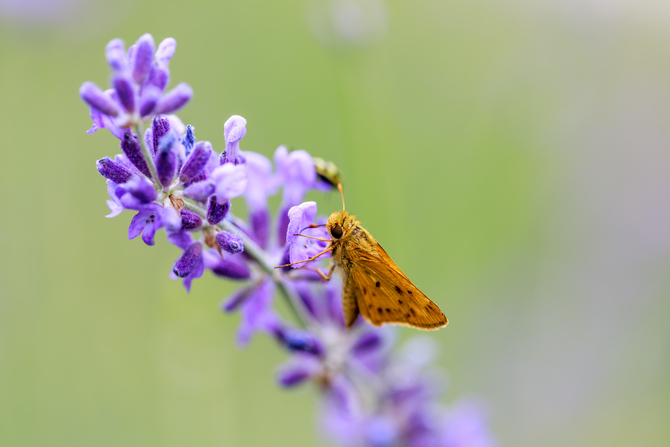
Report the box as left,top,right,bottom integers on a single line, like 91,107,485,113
338,183,345,211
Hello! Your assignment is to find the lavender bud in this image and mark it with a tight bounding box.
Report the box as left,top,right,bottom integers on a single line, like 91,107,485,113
131,33,155,84
183,180,215,201
155,134,177,188
125,176,157,203
127,44,136,64
105,38,126,71
215,231,244,254
172,242,202,278
281,331,323,356
180,208,202,231
96,157,132,184
154,83,193,115
155,37,176,66
221,115,247,164
120,132,152,179
144,64,169,93
151,115,170,155
180,141,212,183
182,125,195,156
139,85,161,117
206,196,230,225
211,257,251,280
277,366,312,388
352,332,383,357
79,82,119,117
112,73,136,114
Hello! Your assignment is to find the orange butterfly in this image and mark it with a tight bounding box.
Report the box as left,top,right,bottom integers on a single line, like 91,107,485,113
278,185,448,330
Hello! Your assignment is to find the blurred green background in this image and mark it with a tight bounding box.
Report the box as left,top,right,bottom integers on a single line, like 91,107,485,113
2,0,670,446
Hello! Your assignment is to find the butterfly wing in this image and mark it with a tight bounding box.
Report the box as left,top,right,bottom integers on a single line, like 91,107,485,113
348,242,448,330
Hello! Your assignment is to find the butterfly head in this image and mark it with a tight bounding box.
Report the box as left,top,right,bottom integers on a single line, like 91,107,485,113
326,210,357,241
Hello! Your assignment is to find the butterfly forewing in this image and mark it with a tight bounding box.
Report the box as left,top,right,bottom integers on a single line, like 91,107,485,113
348,241,448,330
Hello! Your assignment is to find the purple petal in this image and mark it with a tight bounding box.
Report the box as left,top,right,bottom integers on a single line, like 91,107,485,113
139,85,161,117
154,83,193,115
150,115,170,154
287,201,317,245
179,208,202,231
220,285,253,312
180,141,212,183
221,115,247,164
237,278,279,346
112,73,136,114
206,197,230,225
204,251,251,281
143,64,169,93
364,416,398,447
280,330,324,356
276,357,320,388
172,242,203,278
96,157,132,184
124,176,157,203
128,209,150,240
88,102,125,139
167,232,194,250
242,151,277,213
131,33,155,84
105,38,126,71
155,37,177,66
211,163,247,202
215,231,244,254
80,82,119,117
224,115,247,144
155,133,178,188
250,209,270,248
120,132,152,179
351,331,383,358
183,180,215,201
182,125,196,156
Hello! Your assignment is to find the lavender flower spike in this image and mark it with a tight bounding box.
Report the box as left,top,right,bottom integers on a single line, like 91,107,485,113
221,115,247,164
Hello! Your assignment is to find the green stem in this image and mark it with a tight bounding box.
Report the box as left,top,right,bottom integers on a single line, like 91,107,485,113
133,122,160,186
182,201,307,328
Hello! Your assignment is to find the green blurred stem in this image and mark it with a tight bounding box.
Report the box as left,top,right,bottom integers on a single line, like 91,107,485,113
182,201,307,328
133,122,160,186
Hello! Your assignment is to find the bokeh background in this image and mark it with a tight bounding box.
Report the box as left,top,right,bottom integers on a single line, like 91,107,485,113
2,0,670,446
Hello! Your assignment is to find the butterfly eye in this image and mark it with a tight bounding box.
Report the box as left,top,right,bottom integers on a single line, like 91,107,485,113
330,223,343,239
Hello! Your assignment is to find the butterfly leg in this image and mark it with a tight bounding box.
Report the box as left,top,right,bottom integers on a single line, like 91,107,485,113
315,263,336,281
275,246,334,269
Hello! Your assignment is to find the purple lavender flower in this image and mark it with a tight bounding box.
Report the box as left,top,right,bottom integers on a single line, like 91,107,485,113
286,201,331,268
128,203,164,246
80,34,192,137
274,145,316,246
221,115,247,165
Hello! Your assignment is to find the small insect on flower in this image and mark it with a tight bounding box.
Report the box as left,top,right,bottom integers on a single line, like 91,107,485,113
278,185,448,331
312,156,343,190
